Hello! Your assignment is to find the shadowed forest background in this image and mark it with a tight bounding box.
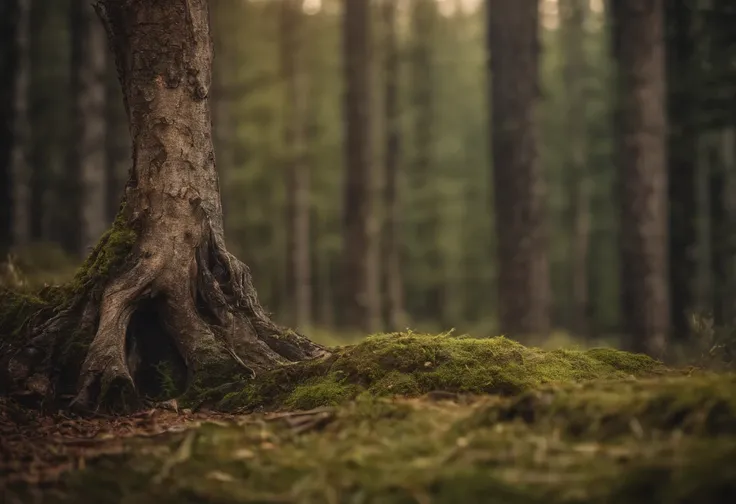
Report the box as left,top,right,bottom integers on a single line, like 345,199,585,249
1,0,735,360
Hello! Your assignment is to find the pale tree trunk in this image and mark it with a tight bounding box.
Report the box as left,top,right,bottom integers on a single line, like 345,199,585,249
6,0,326,410
9,0,32,250
560,0,591,337
342,0,381,333
281,0,312,331
70,0,109,257
487,0,550,338
613,0,670,357
380,0,406,331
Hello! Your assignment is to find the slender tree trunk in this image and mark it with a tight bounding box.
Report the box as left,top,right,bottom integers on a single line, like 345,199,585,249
709,138,727,325
105,60,129,224
666,0,698,341
70,0,108,257
381,0,405,331
341,0,380,332
6,0,326,409
410,0,444,326
281,0,312,331
613,0,670,357
723,127,736,325
560,0,591,337
0,0,20,254
487,0,550,338
9,0,32,250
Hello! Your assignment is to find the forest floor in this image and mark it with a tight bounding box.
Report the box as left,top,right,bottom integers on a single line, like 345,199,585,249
2,331,736,504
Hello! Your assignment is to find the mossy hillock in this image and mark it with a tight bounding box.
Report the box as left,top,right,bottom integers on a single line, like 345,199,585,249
463,372,736,439
200,331,669,411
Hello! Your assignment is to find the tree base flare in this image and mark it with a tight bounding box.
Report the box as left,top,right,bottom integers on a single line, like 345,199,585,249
1,219,327,413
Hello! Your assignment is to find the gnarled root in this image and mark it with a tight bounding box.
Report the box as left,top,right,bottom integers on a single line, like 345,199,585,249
72,251,169,410
60,227,328,412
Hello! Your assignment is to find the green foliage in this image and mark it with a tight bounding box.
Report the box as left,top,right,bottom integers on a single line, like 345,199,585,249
202,332,667,412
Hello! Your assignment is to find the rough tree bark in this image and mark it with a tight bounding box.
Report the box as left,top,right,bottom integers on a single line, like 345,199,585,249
4,0,326,410
281,0,312,331
341,0,381,333
380,0,406,332
613,0,670,357
487,0,550,338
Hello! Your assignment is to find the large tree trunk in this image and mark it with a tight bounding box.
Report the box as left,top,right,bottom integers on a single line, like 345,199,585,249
341,0,381,333
281,0,312,331
560,0,591,338
666,0,698,341
70,0,109,257
613,0,670,357
5,0,326,410
487,0,550,338
380,0,406,332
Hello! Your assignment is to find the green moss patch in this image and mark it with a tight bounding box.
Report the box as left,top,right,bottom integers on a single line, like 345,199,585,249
464,372,736,439
203,332,669,412
66,207,137,297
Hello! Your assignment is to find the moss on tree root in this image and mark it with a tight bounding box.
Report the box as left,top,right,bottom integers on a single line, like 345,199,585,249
187,331,670,411
1,209,137,396
11,372,736,504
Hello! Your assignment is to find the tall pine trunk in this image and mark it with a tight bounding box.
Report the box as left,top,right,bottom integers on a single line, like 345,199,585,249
341,0,380,332
381,0,405,331
666,0,698,341
560,0,591,337
487,0,550,338
613,0,670,357
7,0,32,251
0,0,20,254
410,0,443,326
70,0,108,257
281,0,312,331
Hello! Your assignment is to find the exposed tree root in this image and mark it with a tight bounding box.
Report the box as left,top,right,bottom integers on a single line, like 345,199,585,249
2,223,328,413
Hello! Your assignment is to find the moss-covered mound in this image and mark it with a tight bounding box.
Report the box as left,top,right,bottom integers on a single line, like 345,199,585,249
203,332,669,411
464,373,736,439
11,377,736,504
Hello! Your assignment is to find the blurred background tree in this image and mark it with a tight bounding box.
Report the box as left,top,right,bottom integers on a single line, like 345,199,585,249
2,0,735,358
